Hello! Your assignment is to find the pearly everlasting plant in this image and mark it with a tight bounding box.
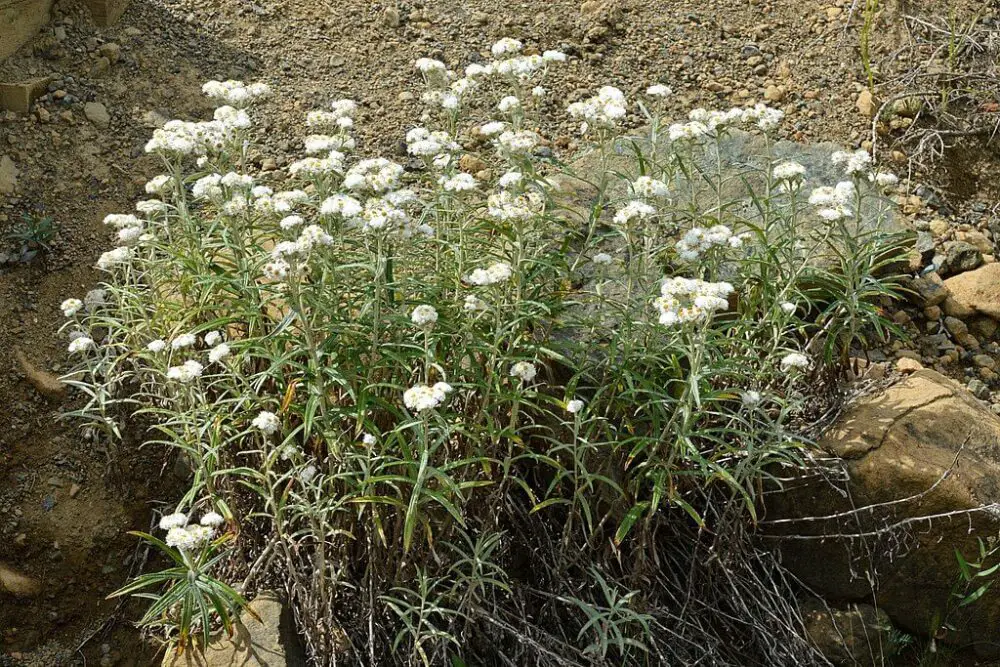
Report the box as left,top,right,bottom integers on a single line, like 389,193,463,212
59,47,907,666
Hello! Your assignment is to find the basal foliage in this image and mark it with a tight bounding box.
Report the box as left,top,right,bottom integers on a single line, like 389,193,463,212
61,38,908,665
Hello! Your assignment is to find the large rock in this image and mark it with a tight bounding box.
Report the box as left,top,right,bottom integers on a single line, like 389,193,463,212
0,0,53,61
767,370,1000,651
162,592,306,666
942,263,1000,320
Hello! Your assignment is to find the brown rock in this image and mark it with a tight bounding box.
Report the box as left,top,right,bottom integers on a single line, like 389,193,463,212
768,370,1000,648
0,77,52,113
162,592,308,666
855,89,875,118
923,305,941,320
14,348,66,399
458,154,487,174
764,85,785,102
942,263,1000,320
0,0,53,61
0,155,17,195
894,358,923,373
0,563,41,598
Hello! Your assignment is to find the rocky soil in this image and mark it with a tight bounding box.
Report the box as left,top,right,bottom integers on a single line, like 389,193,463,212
1,0,997,664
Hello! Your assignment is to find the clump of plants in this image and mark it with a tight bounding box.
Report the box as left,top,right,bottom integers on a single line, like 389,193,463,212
60,39,908,665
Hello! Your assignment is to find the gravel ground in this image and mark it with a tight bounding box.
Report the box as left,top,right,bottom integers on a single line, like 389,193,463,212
0,0,994,663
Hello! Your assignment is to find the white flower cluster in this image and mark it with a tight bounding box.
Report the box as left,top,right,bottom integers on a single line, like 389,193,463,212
167,359,204,383
252,410,281,435
465,262,513,286
97,246,132,271
509,361,538,383
654,277,734,326
403,382,454,412
675,225,746,261
61,298,84,317
411,304,438,328
808,181,856,221
161,509,220,551
288,151,345,177
344,158,405,193
68,336,95,354
613,201,656,227
630,176,671,200
668,103,784,142
486,190,544,220
567,86,627,133
780,352,811,372
144,115,245,156
831,149,872,177
201,80,271,107
406,127,459,158
494,129,540,155
773,161,806,182
440,173,477,192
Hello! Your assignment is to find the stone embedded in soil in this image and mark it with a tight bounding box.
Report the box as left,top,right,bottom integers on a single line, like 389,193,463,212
14,348,67,400
84,101,111,128
0,563,41,598
0,77,52,113
855,89,875,118
0,155,17,195
162,591,308,666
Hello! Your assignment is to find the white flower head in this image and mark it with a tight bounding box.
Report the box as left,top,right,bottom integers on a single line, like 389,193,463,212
593,252,613,265
510,361,538,383
404,382,453,412
166,360,204,383
780,302,797,315
479,121,506,137
171,333,197,350
465,261,513,286
566,399,585,414
411,304,439,328
780,352,811,372
165,524,215,551
97,247,132,271
252,410,281,435
742,391,762,407
646,84,672,98
463,295,488,312
68,337,95,354
491,38,523,57
208,343,231,363
362,433,377,446
147,339,167,353
203,331,223,347
442,173,477,192
773,161,806,182
498,95,521,112
200,511,224,528
61,298,84,317
159,512,188,530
